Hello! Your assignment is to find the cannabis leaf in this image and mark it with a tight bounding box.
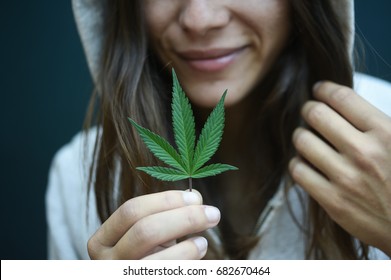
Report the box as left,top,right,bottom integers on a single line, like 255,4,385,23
128,69,238,191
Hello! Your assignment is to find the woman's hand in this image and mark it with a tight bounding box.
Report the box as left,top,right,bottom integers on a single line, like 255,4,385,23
289,81,391,256
87,190,220,259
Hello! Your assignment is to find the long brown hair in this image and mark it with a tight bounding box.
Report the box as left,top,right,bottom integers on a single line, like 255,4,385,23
85,0,368,259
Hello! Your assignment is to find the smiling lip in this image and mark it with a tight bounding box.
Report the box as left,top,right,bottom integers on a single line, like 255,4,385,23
177,47,246,72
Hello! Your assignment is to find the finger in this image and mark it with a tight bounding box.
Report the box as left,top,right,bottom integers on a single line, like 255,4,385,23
114,205,220,259
289,157,338,212
160,239,177,248
142,236,208,260
91,190,202,249
313,81,388,132
301,101,364,153
141,239,178,256
292,127,356,183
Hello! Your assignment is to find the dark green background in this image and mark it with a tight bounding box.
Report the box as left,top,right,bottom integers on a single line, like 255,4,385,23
1,2,390,259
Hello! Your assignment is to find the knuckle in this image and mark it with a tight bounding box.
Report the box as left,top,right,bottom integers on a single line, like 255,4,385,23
350,141,368,164
289,159,302,180
327,203,343,219
333,167,371,201
87,236,102,260
325,195,348,220
337,169,362,190
384,120,391,138
132,219,158,244
183,207,204,230
162,191,180,209
293,129,310,151
357,146,388,184
352,143,383,171
119,199,141,222
302,102,327,124
366,145,385,164
376,120,391,145
327,85,355,106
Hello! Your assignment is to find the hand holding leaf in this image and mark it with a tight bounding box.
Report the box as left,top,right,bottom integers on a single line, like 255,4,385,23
128,69,238,191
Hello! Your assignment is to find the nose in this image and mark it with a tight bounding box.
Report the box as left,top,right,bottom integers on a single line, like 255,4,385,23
178,0,230,36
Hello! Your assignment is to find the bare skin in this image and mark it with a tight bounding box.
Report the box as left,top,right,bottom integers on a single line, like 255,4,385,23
87,190,220,259
289,81,391,256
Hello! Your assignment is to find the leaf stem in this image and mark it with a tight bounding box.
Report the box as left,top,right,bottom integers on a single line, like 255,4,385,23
189,177,193,192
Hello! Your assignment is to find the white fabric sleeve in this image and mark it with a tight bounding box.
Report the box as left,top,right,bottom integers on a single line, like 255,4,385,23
354,72,391,117
46,143,81,259
45,129,100,259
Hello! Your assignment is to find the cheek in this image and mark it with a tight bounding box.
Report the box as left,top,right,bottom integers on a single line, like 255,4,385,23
264,1,291,45
144,2,176,40
145,11,162,38
243,0,291,44
247,1,292,75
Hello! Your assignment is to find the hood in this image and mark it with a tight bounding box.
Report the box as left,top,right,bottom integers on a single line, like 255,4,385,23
72,0,354,82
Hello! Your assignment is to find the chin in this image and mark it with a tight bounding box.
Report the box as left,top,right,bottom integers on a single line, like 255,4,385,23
187,94,224,109
185,88,246,109
186,79,254,109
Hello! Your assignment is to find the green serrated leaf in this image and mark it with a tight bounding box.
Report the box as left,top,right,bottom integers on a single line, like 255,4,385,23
192,90,227,173
137,166,189,181
128,69,238,188
128,118,186,172
172,69,196,172
192,163,238,179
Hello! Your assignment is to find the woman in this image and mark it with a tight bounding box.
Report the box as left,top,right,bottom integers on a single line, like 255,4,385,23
46,0,391,259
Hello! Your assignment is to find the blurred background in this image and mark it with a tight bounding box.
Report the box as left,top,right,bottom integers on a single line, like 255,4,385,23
1,1,390,259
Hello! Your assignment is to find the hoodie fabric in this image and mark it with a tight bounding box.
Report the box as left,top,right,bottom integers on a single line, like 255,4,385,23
45,0,391,259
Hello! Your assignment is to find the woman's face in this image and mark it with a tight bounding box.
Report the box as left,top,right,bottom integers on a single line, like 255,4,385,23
145,0,291,108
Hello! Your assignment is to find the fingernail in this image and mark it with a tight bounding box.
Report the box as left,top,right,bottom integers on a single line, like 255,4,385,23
289,157,304,176
313,81,323,92
192,236,208,256
289,157,299,172
204,206,220,223
183,191,200,205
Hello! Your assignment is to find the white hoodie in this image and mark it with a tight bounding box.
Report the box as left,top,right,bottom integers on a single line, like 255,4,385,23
45,0,391,259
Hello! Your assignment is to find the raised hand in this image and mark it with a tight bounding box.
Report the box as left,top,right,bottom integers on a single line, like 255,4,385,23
290,81,391,256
